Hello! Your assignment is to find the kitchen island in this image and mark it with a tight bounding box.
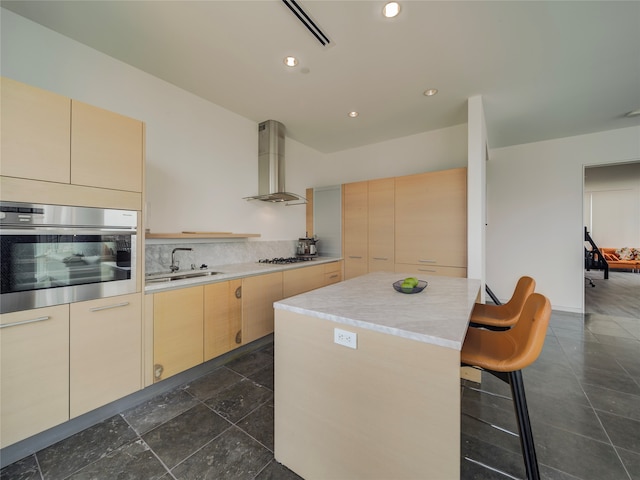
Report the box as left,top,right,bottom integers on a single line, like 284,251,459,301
273,271,481,479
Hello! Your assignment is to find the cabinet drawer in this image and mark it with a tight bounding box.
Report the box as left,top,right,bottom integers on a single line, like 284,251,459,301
395,264,467,278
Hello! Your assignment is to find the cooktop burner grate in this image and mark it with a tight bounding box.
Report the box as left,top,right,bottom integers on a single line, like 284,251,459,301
258,257,315,264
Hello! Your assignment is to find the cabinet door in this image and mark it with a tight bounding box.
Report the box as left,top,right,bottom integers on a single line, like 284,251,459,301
0,77,71,183
395,168,467,268
204,280,242,361
283,264,326,298
70,294,142,417
71,100,143,192
343,181,369,280
0,305,70,448
242,272,283,344
153,286,204,381
368,177,395,272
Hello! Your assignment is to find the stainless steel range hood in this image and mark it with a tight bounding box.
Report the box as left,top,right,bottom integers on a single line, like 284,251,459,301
244,120,306,204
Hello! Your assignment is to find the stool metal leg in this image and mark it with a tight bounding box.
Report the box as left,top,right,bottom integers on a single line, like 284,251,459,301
508,370,540,480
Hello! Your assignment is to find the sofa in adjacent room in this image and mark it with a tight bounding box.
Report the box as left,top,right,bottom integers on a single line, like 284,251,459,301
601,248,640,272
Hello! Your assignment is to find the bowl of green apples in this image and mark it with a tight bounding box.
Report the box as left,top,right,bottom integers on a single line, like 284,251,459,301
393,277,428,294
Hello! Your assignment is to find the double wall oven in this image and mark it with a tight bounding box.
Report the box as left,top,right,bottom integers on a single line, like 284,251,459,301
0,201,138,314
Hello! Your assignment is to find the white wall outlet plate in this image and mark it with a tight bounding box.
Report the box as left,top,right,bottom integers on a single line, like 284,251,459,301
334,328,357,349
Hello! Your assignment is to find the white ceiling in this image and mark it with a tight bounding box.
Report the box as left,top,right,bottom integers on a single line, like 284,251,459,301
3,0,639,153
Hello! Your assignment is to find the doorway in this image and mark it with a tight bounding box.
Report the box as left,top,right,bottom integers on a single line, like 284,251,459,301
583,161,640,315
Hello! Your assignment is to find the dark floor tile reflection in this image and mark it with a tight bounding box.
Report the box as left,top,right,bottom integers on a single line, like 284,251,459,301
37,415,137,479
171,426,272,480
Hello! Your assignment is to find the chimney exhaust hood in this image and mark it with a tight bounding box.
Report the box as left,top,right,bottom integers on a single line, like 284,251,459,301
244,120,306,205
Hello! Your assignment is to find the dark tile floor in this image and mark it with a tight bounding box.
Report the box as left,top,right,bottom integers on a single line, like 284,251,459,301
2,271,639,479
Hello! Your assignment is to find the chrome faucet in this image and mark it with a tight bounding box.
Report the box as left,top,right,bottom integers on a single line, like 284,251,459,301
170,247,193,272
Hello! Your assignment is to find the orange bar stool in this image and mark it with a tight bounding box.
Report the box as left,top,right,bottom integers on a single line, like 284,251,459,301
461,293,551,480
470,276,536,330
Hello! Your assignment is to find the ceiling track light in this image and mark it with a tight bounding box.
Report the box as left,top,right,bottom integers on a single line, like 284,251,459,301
282,0,331,47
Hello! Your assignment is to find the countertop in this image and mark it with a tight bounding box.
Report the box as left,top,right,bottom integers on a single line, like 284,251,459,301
274,271,481,350
144,256,342,293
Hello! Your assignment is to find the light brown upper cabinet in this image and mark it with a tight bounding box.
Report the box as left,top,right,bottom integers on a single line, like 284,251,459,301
395,168,467,276
0,77,71,183
367,177,395,273
343,181,369,280
343,179,395,280
0,77,144,194
71,101,143,192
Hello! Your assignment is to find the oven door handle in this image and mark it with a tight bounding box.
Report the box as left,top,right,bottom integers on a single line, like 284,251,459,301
0,316,51,329
0,227,136,235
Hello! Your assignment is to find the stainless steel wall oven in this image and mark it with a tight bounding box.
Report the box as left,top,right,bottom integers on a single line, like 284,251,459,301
0,201,137,314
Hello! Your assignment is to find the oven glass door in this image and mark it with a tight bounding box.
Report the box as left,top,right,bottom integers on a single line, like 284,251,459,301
1,231,137,313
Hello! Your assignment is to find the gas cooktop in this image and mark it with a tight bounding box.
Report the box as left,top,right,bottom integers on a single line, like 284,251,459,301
258,257,315,264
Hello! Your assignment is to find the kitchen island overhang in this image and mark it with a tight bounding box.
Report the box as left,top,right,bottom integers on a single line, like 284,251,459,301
274,272,481,479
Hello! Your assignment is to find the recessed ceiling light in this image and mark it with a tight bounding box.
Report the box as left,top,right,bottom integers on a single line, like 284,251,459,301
348,111,359,118
383,2,401,18
423,88,438,97
283,56,298,67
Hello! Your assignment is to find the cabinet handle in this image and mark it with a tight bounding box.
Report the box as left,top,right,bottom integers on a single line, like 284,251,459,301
235,330,242,344
235,286,242,299
418,268,437,272
348,256,363,259
89,302,130,312
0,316,51,329
419,259,436,263
372,257,388,261
328,274,339,279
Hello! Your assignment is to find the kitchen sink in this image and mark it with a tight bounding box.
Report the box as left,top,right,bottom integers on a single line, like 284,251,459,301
145,270,222,283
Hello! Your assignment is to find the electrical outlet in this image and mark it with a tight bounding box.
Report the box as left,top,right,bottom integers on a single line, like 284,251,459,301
334,328,357,349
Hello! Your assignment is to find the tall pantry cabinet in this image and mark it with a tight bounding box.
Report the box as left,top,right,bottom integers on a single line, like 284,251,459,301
395,168,467,277
342,168,467,281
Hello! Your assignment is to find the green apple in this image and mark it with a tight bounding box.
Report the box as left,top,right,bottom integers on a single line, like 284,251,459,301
404,277,419,287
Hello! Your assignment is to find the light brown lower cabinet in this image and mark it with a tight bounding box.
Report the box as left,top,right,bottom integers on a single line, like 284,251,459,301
283,261,343,298
70,293,142,417
153,286,204,382
0,305,70,449
204,279,243,360
242,272,284,344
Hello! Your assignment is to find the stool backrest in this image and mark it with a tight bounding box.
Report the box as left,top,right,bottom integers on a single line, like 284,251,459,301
503,276,536,319
505,293,552,371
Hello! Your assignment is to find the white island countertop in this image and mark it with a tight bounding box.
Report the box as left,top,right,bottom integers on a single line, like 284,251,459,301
274,271,481,350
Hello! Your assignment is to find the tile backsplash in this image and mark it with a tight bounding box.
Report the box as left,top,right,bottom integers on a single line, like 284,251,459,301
145,240,297,273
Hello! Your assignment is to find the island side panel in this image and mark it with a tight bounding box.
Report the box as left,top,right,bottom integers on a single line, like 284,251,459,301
274,309,460,480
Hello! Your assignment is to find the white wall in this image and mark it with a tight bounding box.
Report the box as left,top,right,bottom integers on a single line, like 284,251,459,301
318,124,468,186
487,127,640,312
584,162,640,247
467,96,487,290
1,9,466,242
1,8,307,240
